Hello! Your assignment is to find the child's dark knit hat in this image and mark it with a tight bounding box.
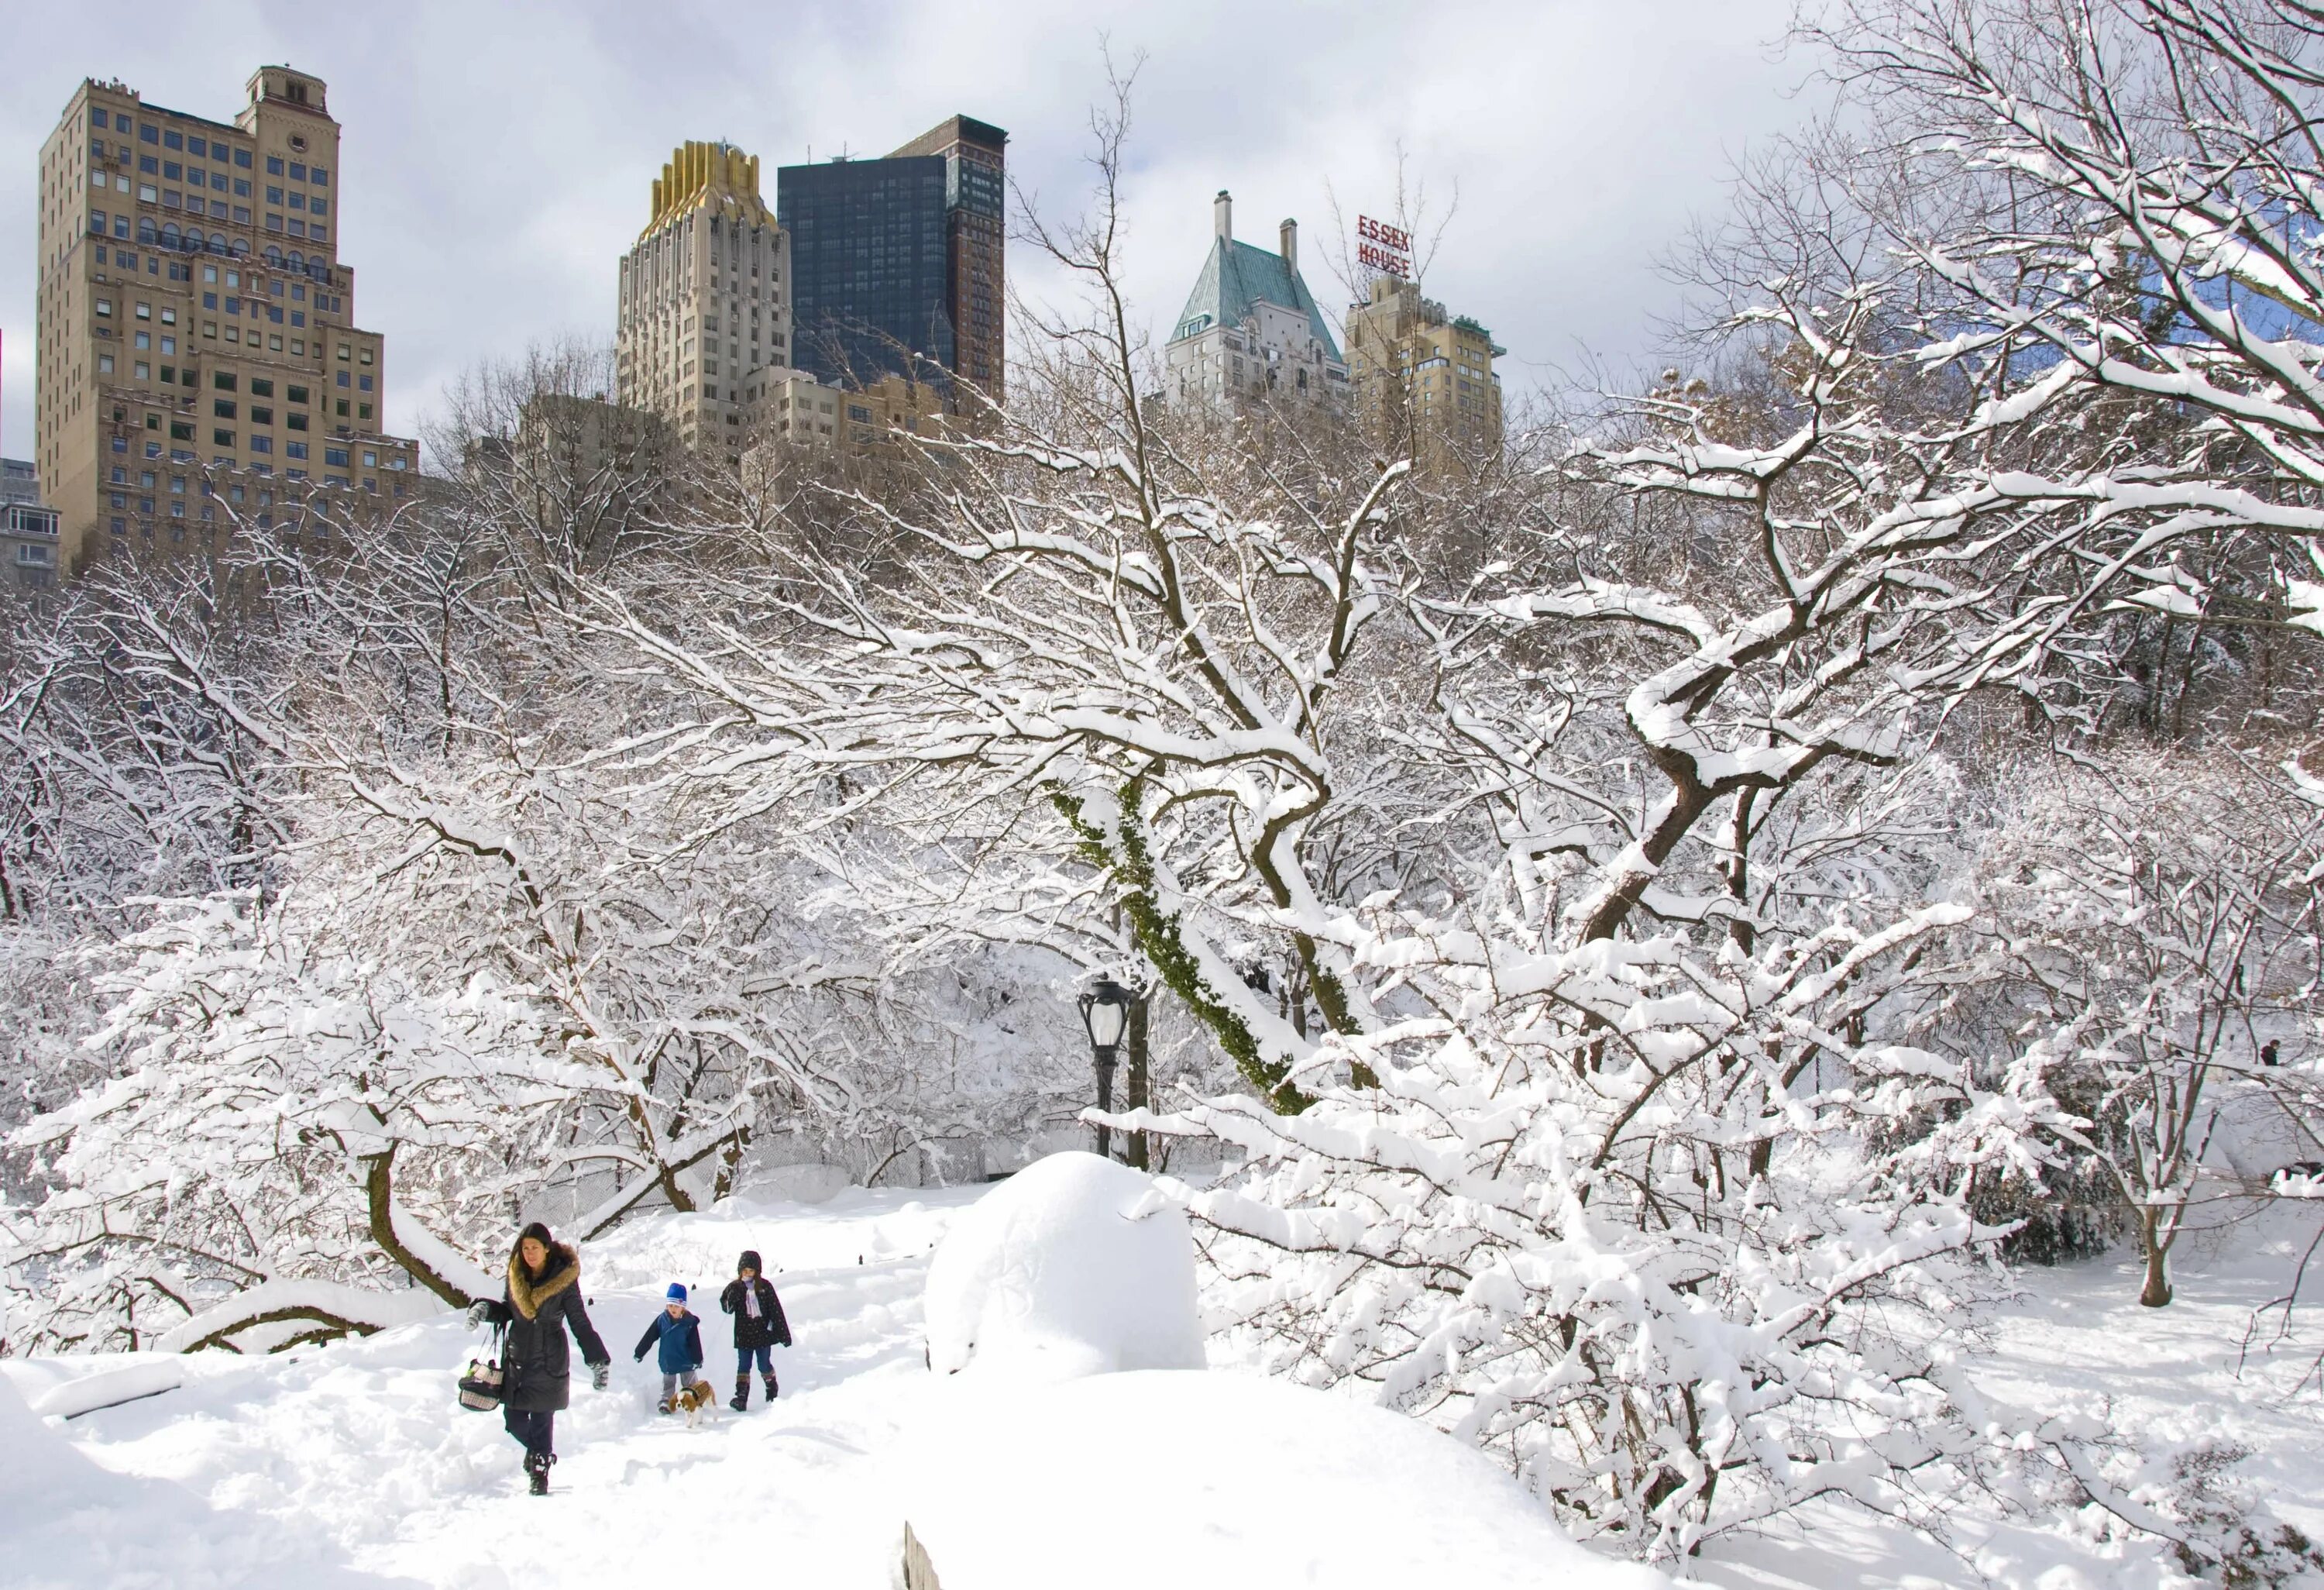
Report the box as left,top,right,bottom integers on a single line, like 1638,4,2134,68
739,1250,762,1274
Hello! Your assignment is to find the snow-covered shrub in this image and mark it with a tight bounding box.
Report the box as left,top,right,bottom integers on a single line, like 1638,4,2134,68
8,893,532,1350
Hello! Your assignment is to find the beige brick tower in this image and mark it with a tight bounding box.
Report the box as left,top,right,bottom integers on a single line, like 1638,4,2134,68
34,66,417,574
1344,275,1504,470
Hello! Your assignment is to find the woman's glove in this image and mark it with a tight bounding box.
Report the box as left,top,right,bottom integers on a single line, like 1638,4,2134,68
464,1299,493,1330
591,1361,610,1392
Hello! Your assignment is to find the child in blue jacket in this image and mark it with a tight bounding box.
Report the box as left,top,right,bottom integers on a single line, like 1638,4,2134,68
632,1282,706,1413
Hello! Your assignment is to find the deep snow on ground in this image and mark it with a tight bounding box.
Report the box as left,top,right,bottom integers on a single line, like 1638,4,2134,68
4,1182,2322,1590
2,1186,984,1590
1697,1222,2324,1590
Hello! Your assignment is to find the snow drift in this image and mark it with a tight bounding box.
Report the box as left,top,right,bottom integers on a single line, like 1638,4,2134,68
0,1371,403,1589
897,1369,1673,1590
921,1150,1202,1380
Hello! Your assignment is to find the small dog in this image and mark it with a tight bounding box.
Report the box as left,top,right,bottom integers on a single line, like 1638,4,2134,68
676,1376,718,1428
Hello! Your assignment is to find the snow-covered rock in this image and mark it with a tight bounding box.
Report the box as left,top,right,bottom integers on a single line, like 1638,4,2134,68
896,1369,1672,1590
921,1150,1202,1380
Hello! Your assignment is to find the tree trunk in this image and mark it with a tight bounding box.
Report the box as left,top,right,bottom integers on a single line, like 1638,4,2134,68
2138,1213,2174,1308
363,1148,483,1307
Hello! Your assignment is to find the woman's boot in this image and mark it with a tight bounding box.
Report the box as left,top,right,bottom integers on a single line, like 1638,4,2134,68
526,1450,551,1495
762,1371,779,1403
731,1375,751,1413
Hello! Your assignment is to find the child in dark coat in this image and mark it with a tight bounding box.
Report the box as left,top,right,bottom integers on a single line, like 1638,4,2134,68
632,1282,706,1413
719,1249,792,1410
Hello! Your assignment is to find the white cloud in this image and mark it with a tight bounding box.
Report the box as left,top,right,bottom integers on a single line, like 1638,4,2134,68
0,0,1803,472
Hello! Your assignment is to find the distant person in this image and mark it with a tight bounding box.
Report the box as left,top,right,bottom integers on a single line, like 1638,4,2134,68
720,1248,792,1410
634,1282,707,1413
467,1221,611,1495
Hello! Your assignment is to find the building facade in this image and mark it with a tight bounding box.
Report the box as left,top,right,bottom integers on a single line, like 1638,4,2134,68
1,456,39,507
775,114,1006,405
1344,275,1504,467
1164,192,1347,412
777,153,952,389
616,140,792,461
886,116,1008,404
34,67,417,575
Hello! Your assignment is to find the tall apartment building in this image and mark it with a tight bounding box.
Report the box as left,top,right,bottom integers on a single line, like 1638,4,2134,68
775,114,1008,404
1344,275,1504,467
615,140,792,460
886,116,1007,404
1164,192,1346,411
34,67,416,574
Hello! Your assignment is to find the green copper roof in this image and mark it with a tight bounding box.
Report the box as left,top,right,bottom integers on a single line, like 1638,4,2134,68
1172,237,1342,363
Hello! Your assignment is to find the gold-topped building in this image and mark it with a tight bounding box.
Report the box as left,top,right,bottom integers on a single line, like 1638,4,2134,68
616,139,791,459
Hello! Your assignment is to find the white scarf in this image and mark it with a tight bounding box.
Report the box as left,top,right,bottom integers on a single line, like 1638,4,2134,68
743,1279,761,1319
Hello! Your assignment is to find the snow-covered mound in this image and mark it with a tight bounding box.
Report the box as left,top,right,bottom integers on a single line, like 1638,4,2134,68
922,1150,1201,1379
898,1369,1670,1590
0,1371,403,1589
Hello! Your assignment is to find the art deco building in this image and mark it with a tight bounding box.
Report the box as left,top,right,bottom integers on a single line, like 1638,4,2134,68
1164,191,1347,411
775,115,1007,405
1344,274,1504,468
34,67,417,573
615,140,792,460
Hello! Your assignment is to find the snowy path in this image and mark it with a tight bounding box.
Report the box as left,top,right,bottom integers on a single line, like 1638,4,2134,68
8,1188,2324,1589
2,1188,983,1590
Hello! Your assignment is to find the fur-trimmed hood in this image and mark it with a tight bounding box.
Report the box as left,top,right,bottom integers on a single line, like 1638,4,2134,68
507,1241,581,1321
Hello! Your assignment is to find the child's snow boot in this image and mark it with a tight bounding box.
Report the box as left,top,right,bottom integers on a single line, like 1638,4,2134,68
525,1451,551,1496
658,1393,676,1416
762,1371,779,1404
730,1375,750,1413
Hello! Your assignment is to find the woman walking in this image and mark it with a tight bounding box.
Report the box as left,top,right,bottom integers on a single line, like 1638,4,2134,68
468,1221,611,1495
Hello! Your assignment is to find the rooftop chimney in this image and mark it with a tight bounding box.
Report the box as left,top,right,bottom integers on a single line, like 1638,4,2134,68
1280,217,1298,275
1215,190,1232,243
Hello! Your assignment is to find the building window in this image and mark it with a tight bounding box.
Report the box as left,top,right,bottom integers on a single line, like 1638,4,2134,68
250,435,272,455
215,400,235,418
266,155,283,175
214,429,234,446
286,442,308,460
236,149,252,169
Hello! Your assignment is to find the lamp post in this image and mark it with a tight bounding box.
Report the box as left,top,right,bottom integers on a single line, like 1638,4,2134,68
1077,978,1138,1161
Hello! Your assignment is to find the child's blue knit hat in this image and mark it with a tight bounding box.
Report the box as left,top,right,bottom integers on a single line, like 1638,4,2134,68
665,1282,687,1302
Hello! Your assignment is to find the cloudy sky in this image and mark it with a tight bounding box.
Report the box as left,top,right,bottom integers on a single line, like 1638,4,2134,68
0,0,1809,469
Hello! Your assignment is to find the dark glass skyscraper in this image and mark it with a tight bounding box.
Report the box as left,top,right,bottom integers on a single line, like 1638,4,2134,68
776,155,953,389
776,114,1007,403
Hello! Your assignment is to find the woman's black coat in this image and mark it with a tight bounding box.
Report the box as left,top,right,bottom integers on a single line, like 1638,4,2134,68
483,1240,610,1413
720,1275,792,1351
